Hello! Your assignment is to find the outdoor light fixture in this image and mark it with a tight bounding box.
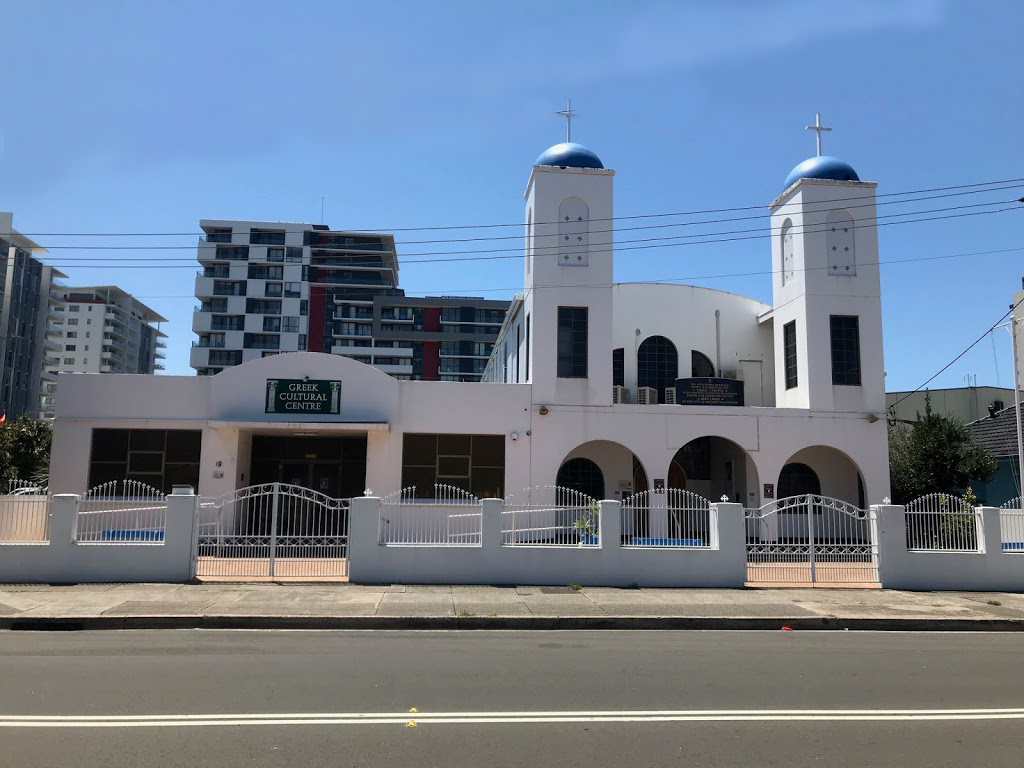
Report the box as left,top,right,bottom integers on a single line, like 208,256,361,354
866,414,879,423
538,405,549,415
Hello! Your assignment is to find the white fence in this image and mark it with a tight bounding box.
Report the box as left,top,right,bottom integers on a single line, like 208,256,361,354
905,493,981,552
0,491,51,544
378,484,482,546
501,486,600,547
75,480,168,544
1001,496,1024,553
621,489,714,548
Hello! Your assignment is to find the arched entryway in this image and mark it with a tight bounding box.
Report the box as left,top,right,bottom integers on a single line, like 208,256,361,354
556,458,605,500
778,446,865,506
637,335,678,403
668,436,758,505
778,462,821,498
556,440,649,502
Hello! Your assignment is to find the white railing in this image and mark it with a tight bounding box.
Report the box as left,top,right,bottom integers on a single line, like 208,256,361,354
75,480,167,544
501,485,599,547
378,484,481,546
8,479,47,495
905,493,981,552
621,489,715,548
0,491,52,544
1000,496,1024,553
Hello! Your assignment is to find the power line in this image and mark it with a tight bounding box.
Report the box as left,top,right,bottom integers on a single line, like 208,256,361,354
127,246,1024,299
16,176,1024,236
36,204,1023,267
888,294,1024,412
16,180,1024,246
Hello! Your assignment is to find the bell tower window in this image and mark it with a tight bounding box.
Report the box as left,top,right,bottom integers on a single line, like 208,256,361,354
826,210,856,275
558,198,589,267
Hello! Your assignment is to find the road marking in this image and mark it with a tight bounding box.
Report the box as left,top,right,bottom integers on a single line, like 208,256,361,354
3,708,1024,727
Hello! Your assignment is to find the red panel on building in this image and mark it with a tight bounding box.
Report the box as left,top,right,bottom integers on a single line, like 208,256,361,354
424,306,441,332
308,286,326,353
422,306,441,380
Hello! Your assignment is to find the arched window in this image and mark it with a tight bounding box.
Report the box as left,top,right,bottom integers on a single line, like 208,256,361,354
781,219,795,285
691,350,715,378
778,462,821,498
637,335,678,402
557,458,605,500
825,209,855,276
558,197,589,267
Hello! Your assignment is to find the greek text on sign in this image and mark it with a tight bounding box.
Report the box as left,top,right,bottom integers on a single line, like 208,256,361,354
266,379,341,414
674,377,745,407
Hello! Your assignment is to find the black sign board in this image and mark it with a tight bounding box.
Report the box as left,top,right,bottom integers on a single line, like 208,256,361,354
675,377,744,407
266,378,341,415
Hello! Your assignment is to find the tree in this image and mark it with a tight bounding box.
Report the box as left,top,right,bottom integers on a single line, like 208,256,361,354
0,416,53,488
888,394,997,504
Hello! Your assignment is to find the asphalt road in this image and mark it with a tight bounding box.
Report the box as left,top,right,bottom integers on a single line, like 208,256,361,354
1,630,1023,767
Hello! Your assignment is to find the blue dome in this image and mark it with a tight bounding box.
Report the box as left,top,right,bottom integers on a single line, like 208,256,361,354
535,142,604,169
783,155,860,191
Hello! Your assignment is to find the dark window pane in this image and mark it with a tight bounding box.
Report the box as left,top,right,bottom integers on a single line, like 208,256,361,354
783,321,798,390
91,429,129,462
165,431,202,463
778,462,821,500
438,455,471,477
612,348,624,387
164,464,200,492
471,435,504,467
557,307,588,378
403,434,437,466
88,462,126,487
401,466,436,496
472,468,504,500
129,453,163,473
556,458,605,500
691,350,715,378
830,315,861,386
129,430,165,452
637,336,678,401
437,434,471,456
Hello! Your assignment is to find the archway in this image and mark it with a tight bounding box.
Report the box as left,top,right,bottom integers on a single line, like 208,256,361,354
778,462,821,498
778,445,865,506
637,335,678,403
556,458,605,501
668,436,758,505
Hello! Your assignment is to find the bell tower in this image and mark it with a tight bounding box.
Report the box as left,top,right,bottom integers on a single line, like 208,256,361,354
522,105,615,406
769,116,885,415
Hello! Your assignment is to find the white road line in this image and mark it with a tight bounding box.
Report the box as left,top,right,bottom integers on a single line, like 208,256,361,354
3,709,1024,727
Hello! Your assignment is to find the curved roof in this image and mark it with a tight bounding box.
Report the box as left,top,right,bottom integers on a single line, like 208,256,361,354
783,155,860,191
535,142,604,169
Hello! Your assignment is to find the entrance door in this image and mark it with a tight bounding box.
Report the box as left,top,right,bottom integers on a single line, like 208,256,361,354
280,462,339,496
739,360,762,406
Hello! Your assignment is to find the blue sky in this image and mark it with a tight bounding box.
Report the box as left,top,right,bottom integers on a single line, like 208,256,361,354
1,0,1021,387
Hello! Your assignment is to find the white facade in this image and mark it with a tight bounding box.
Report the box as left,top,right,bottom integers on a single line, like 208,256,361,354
50,141,891,513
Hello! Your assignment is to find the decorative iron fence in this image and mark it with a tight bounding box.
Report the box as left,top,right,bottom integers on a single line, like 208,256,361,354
621,489,715,548
1000,496,1024,553
378,484,482,546
501,486,599,547
75,480,167,544
904,493,980,552
0,488,51,544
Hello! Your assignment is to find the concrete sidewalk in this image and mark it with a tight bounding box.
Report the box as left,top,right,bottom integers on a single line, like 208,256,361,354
2,583,1024,630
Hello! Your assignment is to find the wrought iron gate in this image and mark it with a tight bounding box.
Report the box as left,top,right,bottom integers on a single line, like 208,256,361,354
195,483,349,580
745,495,879,585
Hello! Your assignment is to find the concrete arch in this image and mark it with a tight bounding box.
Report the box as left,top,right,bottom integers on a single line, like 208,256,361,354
558,439,650,501
667,435,760,505
777,444,865,507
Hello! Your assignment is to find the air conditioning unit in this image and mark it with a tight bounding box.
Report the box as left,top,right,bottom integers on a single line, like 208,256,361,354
663,387,677,404
637,386,658,405
720,370,737,380
612,385,629,404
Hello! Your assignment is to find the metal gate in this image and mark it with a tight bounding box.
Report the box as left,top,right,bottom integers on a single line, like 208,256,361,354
745,495,879,585
195,483,349,581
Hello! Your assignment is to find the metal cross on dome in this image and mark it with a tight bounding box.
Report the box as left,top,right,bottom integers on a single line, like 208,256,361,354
556,98,577,143
805,112,832,156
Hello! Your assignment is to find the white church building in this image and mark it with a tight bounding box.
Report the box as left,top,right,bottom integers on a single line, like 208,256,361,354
49,131,890,514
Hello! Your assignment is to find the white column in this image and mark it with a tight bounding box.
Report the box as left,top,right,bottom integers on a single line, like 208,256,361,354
598,499,621,549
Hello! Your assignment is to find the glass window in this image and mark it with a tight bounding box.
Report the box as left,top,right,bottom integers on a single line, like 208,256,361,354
286,247,304,263
266,247,285,263
298,334,307,351
284,282,301,298
612,348,624,387
263,316,281,332
830,315,861,386
556,458,605,500
691,350,715,378
65,344,76,351
638,336,678,401
265,282,283,297
89,428,201,494
400,434,505,498
556,307,587,378
783,321,798,390
282,316,299,333
63,357,75,365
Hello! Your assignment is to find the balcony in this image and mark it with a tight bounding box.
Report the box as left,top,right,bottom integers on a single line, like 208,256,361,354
199,299,229,313
193,337,226,348
205,231,232,244
211,281,247,297
200,267,231,279
211,317,245,332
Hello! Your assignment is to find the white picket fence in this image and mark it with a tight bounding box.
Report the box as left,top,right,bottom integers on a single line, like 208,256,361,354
621,489,714,548
1001,496,1024,553
501,486,599,547
378,484,482,546
904,493,981,552
75,480,168,544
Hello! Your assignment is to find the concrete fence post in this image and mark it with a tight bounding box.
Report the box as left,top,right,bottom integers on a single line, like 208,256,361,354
599,500,621,549
164,490,198,581
873,504,906,588
50,494,79,545
347,496,381,582
978,507,1001,558
711,502,747,585
480,498,503,550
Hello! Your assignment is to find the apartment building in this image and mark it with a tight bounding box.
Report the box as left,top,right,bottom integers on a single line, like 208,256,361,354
45,286,167,388
0,213,66,421
191,220,508,380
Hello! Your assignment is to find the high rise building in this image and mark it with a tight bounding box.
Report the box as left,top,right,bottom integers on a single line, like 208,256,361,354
190,220,508,380
45,286,167,385
0,213,66,421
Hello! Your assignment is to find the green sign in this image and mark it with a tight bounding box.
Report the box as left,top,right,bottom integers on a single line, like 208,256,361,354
265,378,341,415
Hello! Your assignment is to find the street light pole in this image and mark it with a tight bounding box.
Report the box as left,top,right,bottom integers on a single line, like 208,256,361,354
1012,316,1024,504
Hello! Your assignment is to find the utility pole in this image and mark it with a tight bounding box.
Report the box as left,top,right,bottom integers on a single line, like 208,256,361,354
1012,312,1024,503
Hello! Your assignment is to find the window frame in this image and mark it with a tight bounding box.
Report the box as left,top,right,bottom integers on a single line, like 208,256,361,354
829,315,862,386
556,306,588,379
783,320,798,390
